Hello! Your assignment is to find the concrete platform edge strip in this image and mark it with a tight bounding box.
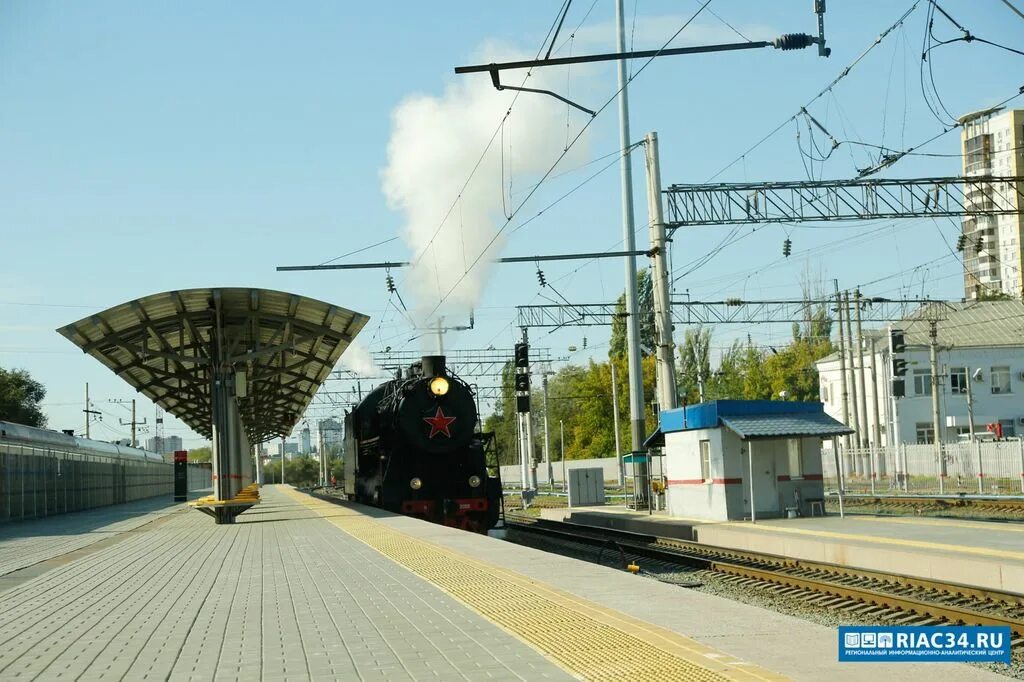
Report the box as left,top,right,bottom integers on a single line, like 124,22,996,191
707,521,1024,562
284,489,789,682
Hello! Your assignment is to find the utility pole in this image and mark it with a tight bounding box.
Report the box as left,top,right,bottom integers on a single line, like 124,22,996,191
542,373,552,487
869,336,884,476
965,368,976,443
560,420,566,492
644,131,677,413
929,320,945,492
843,292,860,470
833,282,850,454
83,383,101,439
112,398,146,448
614,0,647,470
281,436,287,486
610,362,624,486
853,290,869,453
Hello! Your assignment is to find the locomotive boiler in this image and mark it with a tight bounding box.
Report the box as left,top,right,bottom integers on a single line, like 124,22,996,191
342,355,501,532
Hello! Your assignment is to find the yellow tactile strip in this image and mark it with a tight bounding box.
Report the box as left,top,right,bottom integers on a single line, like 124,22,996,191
284,489,789,682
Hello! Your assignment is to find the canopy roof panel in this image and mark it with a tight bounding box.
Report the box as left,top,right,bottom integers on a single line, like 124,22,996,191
58,288,369,443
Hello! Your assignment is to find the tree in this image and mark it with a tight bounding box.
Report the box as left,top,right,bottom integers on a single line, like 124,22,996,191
188,446,212,463
677,327,711,404
609,268,655,359
0,367,46,427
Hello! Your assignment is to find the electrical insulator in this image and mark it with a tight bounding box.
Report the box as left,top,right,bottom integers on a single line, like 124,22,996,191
725,297,742,306
773,33,815,51
582,336,588,349
956,234,967,252
536,268,547,287
385,274,396,293
782,238,792,258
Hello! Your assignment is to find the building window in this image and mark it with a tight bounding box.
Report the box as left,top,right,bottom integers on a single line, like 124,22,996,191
699,440,711,482
991,366,1011,394
821,384,830,403
950,367,967,394
787,439,804,479
999,419,1017,438
915,422,935,444
913,369,932,396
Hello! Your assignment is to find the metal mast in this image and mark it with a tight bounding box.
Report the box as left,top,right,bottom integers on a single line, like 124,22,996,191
615,0,646,454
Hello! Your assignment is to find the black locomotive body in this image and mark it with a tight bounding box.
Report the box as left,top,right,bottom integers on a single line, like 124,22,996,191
343,355,501,532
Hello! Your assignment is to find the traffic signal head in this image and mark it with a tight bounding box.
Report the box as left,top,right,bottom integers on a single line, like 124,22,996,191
514,372,530,392
888,328,906,354
890,357,908,377
514,343,529,369
891,378,906,398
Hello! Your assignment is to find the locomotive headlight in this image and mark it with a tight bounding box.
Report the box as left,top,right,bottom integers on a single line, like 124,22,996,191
410,477,423,490
429,376,450,396
468,475,482,488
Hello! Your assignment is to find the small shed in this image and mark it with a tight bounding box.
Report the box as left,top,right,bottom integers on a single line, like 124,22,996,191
660,400,852,521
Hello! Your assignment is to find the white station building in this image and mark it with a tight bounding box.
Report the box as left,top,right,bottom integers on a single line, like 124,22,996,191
659,400,851,521
816,301,1024,446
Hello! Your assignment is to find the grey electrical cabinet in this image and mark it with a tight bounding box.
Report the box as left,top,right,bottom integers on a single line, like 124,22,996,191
568,467,606,507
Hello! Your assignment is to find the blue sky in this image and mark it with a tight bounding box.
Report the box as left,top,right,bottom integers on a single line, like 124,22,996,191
2,1,1022,446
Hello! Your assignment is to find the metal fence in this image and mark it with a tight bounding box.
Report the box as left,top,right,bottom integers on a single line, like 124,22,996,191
0,442,176,522
822,440,1024,495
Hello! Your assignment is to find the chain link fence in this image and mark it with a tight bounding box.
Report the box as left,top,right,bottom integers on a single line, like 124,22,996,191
822,439,1024,496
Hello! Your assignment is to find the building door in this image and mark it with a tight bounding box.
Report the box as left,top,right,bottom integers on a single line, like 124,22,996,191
751,442,779,517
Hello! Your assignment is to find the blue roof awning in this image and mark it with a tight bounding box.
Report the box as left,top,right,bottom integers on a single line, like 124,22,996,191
720,412,853,440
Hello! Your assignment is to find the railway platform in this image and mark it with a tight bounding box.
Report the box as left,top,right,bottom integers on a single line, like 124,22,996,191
545,506,1024,594
0,486,1009,681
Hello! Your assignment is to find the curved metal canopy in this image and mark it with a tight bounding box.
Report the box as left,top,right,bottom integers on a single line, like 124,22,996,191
58,288,369,443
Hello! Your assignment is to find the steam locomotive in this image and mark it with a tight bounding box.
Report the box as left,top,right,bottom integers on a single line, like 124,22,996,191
342,355,502,532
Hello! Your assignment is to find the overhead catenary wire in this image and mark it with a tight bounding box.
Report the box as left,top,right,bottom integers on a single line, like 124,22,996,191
423,0,718,320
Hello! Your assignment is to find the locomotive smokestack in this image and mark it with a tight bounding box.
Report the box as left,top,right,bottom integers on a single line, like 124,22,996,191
421,355,446,377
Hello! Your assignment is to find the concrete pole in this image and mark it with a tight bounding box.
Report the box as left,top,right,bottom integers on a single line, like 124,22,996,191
869,337,885,477
643,131,677,413
966,369,976,443
614,0,647,462
281,436,287,487
255,444,264,485
610,362,624,486
833,282,850,453
929,320,945,492
542,374,552,487
560,420,567,492
748,441,756,523
527,413,538,490
843,293,861,473
853,290,869,454
518,413,528,490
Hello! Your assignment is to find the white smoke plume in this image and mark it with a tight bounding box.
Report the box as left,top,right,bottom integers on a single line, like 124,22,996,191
339,339,382,378
381,42,592,324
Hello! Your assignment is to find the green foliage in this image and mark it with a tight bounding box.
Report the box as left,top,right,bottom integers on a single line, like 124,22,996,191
0,367,46,427
977,288,1013,301
263,456,322,487
188,446,212,463
677,327,712,404
609,268,655,360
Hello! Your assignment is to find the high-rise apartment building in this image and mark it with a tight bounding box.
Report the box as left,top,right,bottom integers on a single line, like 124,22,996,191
145,434,182,454
960,107,1024,299
318,418,343,456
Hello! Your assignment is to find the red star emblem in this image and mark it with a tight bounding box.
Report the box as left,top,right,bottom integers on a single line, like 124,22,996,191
423,406,457,438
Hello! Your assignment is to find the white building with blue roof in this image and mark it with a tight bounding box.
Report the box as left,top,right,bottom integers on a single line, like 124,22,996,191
660,400,852,521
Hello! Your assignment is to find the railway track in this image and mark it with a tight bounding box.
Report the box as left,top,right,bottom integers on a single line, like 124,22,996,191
831,494,1024,520
504,514,1024,646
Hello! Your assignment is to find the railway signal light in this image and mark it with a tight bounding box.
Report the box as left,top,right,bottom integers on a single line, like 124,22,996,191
891,357,908,377
514,373,530,392
956,234,967,251
891,378,906,398
888,328,905,354
514,343,529,369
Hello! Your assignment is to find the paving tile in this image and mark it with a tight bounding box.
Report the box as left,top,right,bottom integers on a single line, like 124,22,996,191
0,486,570,681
